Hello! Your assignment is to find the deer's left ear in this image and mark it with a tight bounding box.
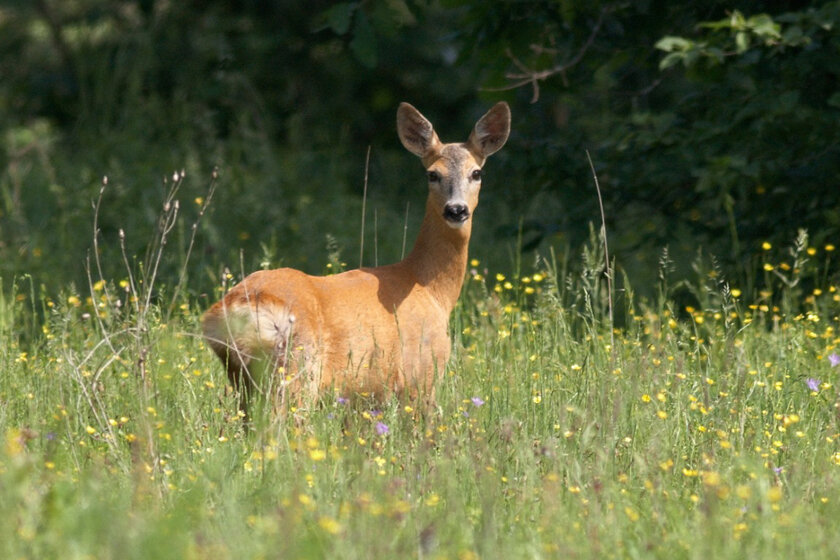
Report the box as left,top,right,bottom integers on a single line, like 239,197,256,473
467,102,511,162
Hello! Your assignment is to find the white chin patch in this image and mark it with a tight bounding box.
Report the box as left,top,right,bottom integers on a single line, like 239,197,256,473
445,218,468,229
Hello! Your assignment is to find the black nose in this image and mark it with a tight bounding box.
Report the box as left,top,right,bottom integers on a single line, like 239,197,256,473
443,203,470,223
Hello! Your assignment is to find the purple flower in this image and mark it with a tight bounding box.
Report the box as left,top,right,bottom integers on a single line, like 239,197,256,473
336,396,349,405
806,378,820,392
375,422,389,436
470,397,485,407
829,353,840,367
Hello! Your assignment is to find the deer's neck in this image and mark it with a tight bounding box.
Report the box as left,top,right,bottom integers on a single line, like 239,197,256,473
403,202,471,315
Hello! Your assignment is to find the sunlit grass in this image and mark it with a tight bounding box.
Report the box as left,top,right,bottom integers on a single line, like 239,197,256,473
2,227,840,558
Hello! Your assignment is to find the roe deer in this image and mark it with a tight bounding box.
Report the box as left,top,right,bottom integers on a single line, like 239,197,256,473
202,102,511,412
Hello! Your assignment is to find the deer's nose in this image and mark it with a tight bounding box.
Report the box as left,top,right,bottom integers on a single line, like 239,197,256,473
443,203,470,223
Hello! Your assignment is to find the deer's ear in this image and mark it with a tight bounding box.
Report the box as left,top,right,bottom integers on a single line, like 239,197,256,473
467,102,511,161
397,103,442,159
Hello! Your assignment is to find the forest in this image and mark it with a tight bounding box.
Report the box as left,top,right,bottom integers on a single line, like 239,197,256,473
2,0,837,303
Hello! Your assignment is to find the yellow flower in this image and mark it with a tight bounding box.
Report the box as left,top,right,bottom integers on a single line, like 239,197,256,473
318,516,342,535
309,449,326,461
762,242,772,250
736,485,751,500
702,471,721,487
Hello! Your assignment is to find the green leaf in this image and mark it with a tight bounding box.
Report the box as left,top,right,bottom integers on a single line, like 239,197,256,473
747,14,781,40
659,52,684,70
384,0,416,26
350,11,377,68
655,36,693,52
735,31,750,53
321,2,357,35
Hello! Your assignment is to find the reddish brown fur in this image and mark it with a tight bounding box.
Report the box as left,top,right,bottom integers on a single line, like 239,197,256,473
202,102,510,411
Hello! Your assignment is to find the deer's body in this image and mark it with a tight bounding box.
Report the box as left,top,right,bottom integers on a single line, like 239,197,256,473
202,102,510,408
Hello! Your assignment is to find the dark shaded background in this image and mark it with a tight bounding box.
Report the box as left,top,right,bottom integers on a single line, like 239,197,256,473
1,0,838,304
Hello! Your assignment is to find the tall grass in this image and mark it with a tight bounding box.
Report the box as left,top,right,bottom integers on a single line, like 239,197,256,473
1,174,840,559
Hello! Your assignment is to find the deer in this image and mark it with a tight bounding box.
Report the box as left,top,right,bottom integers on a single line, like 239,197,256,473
202,101,511,416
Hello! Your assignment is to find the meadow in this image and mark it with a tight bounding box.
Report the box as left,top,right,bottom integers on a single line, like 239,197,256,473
1,176,840,560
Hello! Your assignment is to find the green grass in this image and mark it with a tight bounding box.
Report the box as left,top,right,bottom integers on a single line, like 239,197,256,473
2,204,840,559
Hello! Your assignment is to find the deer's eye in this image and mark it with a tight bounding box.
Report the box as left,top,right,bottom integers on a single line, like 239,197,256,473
428,171,441,182
470,169,482,181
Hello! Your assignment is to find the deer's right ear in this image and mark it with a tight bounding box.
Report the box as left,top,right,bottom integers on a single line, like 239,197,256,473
397,103,442,160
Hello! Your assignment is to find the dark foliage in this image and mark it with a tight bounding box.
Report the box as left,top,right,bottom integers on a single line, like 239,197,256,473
1,0,838,301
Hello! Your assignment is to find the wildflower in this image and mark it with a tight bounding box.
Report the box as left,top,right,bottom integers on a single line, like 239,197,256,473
806,378,820,392
829,353,840,367
702,471,721,487
375,422,389,436
336,396,349,405
471,397,485,407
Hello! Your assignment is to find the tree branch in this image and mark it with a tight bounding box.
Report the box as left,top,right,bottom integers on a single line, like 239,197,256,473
482,6,611,103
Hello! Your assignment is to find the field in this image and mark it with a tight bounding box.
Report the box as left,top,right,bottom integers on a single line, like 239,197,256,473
2,187,840,560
